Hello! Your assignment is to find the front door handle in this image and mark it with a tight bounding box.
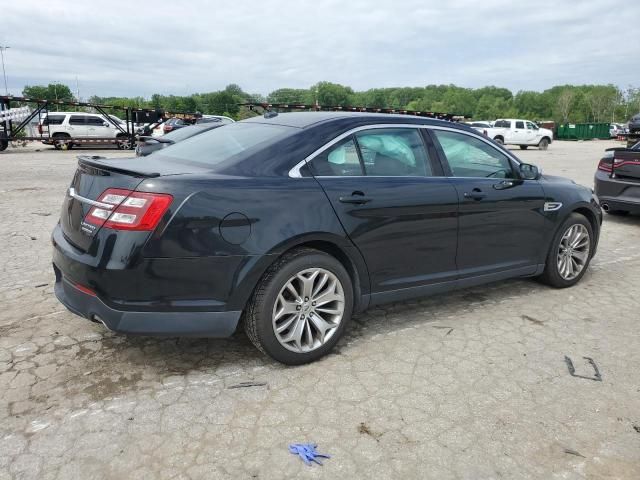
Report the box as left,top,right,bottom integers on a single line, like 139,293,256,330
463,189,487,200
493,180,515,190
339,191,372,205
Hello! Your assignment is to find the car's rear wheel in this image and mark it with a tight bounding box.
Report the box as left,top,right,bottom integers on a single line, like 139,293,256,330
244,248,353,365
493,137,504,145
52,133,71,150
539,213,593,288
519,145,528,150
0,140,8,152
538,138,549,150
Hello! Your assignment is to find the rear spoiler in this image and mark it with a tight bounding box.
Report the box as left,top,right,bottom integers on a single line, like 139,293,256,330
77,155,161,178
138,136,172,144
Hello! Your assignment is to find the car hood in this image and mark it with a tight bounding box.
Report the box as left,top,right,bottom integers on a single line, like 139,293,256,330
540,174,577,185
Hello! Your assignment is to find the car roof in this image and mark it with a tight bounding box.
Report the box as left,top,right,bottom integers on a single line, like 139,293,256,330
242,111,458,129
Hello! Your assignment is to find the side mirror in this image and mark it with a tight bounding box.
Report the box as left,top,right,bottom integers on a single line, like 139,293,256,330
520,163,540,180
103,122,110,127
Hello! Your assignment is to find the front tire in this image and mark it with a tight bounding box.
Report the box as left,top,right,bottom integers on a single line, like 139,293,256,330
519,145,528,150
539,213,593,288
244,248,353,365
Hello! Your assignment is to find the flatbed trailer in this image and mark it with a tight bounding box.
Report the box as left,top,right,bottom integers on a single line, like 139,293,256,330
0,95,201,152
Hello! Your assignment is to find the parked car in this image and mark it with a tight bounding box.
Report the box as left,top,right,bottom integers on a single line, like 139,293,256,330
37,112,133,149
609,123,626,138
466,121,492,135
135,123,224,156
162,117,190,134
197,115,235,124
52,112,601,364
485,119,554,150
628,113,640,135
595,140,640,215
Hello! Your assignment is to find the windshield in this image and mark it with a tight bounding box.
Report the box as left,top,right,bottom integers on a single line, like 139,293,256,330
156,122,295,167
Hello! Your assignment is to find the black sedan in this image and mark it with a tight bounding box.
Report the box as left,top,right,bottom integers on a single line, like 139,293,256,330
52,112,602,364
595,140,640,215
135,123,224,157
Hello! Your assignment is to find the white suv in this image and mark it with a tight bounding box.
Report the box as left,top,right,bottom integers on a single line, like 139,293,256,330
37,112,133,149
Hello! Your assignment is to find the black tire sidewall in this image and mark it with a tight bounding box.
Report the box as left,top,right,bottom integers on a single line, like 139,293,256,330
543,213,594,287
254,252,353,365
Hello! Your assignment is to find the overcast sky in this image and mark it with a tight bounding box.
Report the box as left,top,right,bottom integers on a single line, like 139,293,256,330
2,0,638,99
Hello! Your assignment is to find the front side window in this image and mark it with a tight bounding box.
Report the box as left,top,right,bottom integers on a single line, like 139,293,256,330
86,116,106,126
432,130,516,179
308,138,363,176
526,121,538,130
356,128,431,177
69,115,86,126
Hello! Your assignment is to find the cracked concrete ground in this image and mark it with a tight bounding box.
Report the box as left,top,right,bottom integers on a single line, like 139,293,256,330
1,140,639,479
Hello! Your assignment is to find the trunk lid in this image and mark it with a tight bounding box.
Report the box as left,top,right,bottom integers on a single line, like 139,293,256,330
613,150,640,180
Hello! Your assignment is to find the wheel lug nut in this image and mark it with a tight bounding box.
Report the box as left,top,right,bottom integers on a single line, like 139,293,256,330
296,306,301,311
312,301,316,306
304,297,309,302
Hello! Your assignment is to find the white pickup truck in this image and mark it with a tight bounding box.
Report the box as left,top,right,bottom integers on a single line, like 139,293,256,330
485,119,553,150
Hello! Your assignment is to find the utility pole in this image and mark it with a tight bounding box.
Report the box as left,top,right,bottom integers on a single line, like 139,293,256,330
75,75,80,102
0,46,9,95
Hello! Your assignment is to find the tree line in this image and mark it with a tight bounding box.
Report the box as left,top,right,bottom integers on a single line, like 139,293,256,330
21,82,640,124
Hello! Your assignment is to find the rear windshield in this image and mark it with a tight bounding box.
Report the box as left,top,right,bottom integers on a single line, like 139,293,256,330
162,125,218,142
156,122,294,167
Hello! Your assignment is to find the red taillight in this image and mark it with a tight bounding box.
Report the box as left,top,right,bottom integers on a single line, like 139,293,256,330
597,159,612,172
163,125,173,132
72,282,96,297
84,188,173,231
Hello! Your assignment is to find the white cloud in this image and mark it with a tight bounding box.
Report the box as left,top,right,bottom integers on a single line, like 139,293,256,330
1,0,638,98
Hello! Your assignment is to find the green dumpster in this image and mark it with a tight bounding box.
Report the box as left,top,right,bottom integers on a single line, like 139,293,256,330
556,123,610,140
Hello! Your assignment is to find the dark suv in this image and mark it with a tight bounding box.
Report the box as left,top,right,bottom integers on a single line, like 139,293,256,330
52,112,602,364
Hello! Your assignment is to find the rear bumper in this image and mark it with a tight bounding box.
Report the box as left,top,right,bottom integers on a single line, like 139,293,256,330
594,170,640,213
54,266,241,336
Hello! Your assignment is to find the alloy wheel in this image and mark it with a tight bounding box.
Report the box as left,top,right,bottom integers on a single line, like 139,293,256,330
272,268,345,353
556,224,590,280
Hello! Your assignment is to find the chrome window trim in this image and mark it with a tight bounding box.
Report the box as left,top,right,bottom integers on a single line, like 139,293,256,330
288,123,522,178
68,187,114,210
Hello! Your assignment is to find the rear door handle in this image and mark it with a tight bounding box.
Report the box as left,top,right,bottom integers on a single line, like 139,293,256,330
339,191,372,204
463,189,487,200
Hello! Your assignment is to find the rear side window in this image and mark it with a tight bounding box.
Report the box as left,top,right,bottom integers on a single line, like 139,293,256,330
356,128,431,177
494,120,511,128
42,115,65,125
156,122,293,167
308,138,363,176
69,115,86,126
432,130,515,179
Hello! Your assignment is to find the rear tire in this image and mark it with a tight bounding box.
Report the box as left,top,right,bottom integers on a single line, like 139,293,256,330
539,213,593,288
519,145,528,150
0,140,8,152
52,133,71,151
538,138,549,150
244,248,353,365
493,137,504,145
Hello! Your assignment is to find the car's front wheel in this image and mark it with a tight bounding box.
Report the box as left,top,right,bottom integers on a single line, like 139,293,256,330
539,213,593,288
244,248,353,365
